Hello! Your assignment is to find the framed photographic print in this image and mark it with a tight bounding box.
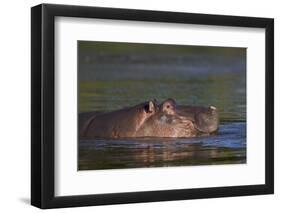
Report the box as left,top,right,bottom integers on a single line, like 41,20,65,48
31,3,274,209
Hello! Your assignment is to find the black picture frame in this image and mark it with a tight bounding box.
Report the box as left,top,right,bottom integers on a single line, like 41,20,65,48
31,3,274,209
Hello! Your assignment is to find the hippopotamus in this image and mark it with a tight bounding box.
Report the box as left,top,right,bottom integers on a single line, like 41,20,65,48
79,99,219,139
80,100,158,139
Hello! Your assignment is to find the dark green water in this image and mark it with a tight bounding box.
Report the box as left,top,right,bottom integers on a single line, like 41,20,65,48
78,41,246,170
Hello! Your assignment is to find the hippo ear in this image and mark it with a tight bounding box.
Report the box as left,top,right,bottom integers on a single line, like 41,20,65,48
148,101,155,112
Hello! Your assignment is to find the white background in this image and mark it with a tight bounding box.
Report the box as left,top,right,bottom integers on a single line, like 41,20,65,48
0,0,279,212
55,18,265,196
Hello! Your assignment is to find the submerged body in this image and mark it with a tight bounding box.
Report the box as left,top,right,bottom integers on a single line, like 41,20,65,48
80,99,219,139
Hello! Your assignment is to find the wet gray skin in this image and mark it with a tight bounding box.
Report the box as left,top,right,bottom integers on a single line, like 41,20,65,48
80,101,158,139
137,98,219,137
135,99,197,138
79,99,219,139
177,105,219,134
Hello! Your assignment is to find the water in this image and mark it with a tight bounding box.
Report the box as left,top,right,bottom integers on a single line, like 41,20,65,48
78,41,246,170
79,122,246,170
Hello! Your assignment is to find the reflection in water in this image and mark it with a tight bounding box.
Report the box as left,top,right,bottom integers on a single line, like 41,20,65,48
79,122,246,170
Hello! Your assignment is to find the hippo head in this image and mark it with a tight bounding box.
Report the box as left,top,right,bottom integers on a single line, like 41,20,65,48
158,98,219,134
